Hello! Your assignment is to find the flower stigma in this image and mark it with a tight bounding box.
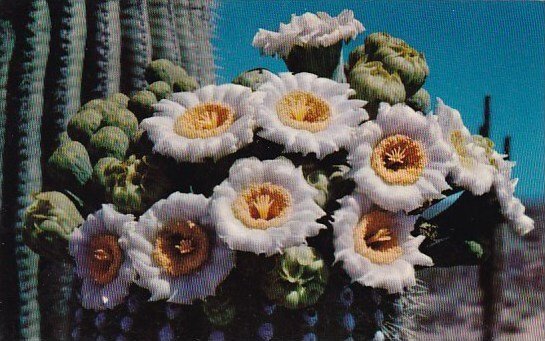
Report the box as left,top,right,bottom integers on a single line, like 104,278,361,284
353,211,402,264
371,134,426,185
233,182,292,230
87,234,123,285
174,102,235,139
276,91,331,132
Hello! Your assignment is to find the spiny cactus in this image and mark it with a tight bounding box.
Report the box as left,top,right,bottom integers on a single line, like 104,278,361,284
147,0,182,64
82,0,121,101
2,1,51,339
119,0,152,95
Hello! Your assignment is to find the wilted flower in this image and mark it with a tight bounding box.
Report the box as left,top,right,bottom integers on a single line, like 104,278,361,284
47,140,93,188
365,32,429,97
332,194,433,293
253,10,364,78
406,88,431,113
263,245,328,309
69,205,135,310
349,103,452,212
347,44,367,71
24,191,84,261
255,72,367,158
123,192,235,303
141,84,259,163
210,158,326,255
435,99,496,195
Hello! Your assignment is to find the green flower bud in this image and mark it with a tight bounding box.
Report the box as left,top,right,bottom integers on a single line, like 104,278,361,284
81,98,118,116
58,131,72,146
172,75,199,93
101,107,139,140
47,141,93,188
67,108,102,145
148,81,172,100
406,88,431,113
93,157,122,191
203,293,236,327
145,59,180,85
349,61,406,105
347,45,367,71
263,246,328,309
89,126,129,160
232,68,275,91
107,92,130,108
102,155,173,215
128,90,157,120
365,33,429,97
464,240,484,259
306,170,329,208
23,192,84,261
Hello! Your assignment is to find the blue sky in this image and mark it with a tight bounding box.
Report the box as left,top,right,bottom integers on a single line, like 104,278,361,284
214,1,545,201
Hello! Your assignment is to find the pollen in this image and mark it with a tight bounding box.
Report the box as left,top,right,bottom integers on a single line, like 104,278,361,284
87,234,123,285
353,211,402,264
174,102,235,139
450,130,474,168
276,91,331,132
232,182,292,230
152,221,210,277
371,134,427,185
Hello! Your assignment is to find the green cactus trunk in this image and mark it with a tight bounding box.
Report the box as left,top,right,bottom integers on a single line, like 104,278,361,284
119,0,152,95
172,0,216,85
0,16,15,339
82,0,121,101
1,1,51,339
147,0,182,65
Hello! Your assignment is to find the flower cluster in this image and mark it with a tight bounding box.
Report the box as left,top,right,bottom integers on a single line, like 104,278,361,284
29,9,534,321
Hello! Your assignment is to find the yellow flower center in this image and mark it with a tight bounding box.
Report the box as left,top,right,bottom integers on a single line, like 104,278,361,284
353,211,402,264
232,183,292,230
87,234,123,285
276,91,331,132
174,102,235,139
152,221,210,277
371,134,427,185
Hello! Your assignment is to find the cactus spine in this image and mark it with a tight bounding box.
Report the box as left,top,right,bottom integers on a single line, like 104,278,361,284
119,0,152,95
82,0,121,101
173,0,216,85
2,1,51,339
147,0,182,65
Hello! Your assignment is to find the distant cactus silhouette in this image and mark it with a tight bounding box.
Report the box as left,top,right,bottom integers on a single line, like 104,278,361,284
0,1,217,339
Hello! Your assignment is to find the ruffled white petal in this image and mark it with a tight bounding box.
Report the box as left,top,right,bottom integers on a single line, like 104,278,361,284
255,72,368,159
332,194,433,294
349,103,452,212
141,84,260,163
123,192,235,304
252,10,364,58
69,205,136,310
491,153,534,235
210,157,326,256
435,99,496,195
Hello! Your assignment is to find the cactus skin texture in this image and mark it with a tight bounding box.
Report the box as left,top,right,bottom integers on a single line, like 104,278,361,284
0,15,15,339
172,0,217,85
147,0,182,65
1,1,51,339
82,0,121,102
119,0,152,95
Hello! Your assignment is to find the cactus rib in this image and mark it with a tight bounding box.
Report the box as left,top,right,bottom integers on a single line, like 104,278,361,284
147,0,182,64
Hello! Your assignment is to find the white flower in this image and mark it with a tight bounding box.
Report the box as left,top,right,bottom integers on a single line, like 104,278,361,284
122,192,235,304
491,152,534,235
252,10,364,58
332,194,433,293
435,99,496,195
69,205,135,310
255,72,368,158
349,103,452,212
141,84,260,163
210,157,326,255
